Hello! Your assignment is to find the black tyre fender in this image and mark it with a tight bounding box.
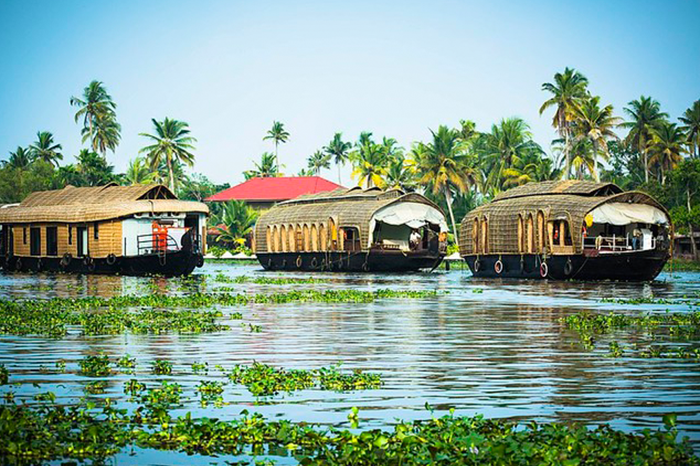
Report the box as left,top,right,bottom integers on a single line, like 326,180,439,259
473,258,481,273
35,258,42,272
540,262,549,278
83,256,93,267
15,258,22,271
362,262,370,272
310,257,318,268
196,255,204,268
494,260,503,274
106,253,117,265
564,258,573,276
295,255,302,268
61,253,72,268
267,258,274,270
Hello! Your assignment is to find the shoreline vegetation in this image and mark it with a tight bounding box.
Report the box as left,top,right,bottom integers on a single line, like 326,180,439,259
2,75,700,259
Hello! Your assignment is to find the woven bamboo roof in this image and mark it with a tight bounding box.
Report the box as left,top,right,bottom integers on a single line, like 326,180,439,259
0,184,208,224
255,187,444,252
459,181,669,256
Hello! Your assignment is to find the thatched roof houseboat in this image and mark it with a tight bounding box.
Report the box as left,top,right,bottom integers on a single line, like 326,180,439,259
0,183,208,276
458,180,672,281
254,187,448,272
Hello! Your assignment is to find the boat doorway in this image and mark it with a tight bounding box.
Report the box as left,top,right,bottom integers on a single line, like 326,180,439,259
76,227,88,257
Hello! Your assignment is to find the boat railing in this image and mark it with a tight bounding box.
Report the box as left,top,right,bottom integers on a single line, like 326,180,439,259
136,234,180,256
582,235,657,252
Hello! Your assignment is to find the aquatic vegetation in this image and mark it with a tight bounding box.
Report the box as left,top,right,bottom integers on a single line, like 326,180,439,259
55,360,66,372
124,379,146,396
32,391,56,402
213,274,329,285
230,312,243,320
151,360,173,375
196,380,224,395
226,363,382,397
191,362,208,374
608,341,624,357
116,354,136,369
0,403,695,465
84,380,108,394
0,364,8,385
79,354,112,377
0,289,437,337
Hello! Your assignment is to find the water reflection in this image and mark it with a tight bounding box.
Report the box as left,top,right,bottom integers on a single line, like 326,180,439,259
0,263,699,463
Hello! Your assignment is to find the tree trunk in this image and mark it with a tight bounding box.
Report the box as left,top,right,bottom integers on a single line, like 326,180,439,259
642,135,649,183
167,154,175,193
564,129,571,180
592,140,600,182
688,188,698,260
275,142,279,175
445,188,459,248
338,164,342,185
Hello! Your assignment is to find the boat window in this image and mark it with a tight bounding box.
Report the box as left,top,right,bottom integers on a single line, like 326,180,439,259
472,218,479,254
537,211,545,252
342,227,361,252
23,227,27,245
311,224,319,251
561,220,572,246
77,226,88,257
288,225,296,253
30,227,41,256
68,226,73,245
279,225,287,252
481,216,488,254
295,225,303,252
527,214,534,254
46,227,58,256
329,218,338,251
303,224,310,251
320,223,327,250
517,215,524,253
93,222,99,240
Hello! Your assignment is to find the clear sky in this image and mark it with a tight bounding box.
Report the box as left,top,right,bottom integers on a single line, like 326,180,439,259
1,0,698,185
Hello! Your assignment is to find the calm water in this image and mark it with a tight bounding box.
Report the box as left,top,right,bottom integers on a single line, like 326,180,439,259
1,261,699,464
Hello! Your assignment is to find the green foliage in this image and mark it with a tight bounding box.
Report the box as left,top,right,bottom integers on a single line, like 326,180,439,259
151,360,173,375
70,80,121,157
244,152,278,179
215,200,258,248
84,380,108,394
0,364,8,385
139,117,197,192
79,354,112,377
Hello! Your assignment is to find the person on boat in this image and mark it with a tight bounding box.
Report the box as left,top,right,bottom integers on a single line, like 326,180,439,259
595,233,604,250
632,227,642,250
409,229,421,250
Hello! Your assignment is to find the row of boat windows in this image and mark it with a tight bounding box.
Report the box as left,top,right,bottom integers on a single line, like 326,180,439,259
20,225,95,256
471,213,573,254
265,222,361,253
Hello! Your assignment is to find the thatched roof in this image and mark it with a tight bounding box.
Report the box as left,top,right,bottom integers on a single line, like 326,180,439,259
255,187,444,252
0,183,208,224
459,181,669,256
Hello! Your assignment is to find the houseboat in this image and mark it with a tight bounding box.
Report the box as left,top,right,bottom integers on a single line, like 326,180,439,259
0,183,208,276
458,180,672,281
254,187,448,272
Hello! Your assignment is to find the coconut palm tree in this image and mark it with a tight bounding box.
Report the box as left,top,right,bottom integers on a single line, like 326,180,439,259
648,122,687,184
385,154,416,191
215,200,259,249
263,121,289,172
29,131,63,167
307,150,331,175
621,96,668,183
125,157,157,185
324,132,352,184
244,152,278,179
350,134,389,188
411,125,475,246
571,96,622,182
70,80,121,158
679,100,700,158
502,151,559,188
480,117,544,192
539,68,589,179
139,118,196,193
5,146,33,169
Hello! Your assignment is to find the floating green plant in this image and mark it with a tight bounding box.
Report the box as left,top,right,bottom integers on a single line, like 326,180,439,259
124,379,146,396
196,380,224,395
0,364,8,385
116,355,136,369
191,362,208,374
0,404,695,465
79,354,112,377
84,380,108,394
151,360,173,375
213,274,329,285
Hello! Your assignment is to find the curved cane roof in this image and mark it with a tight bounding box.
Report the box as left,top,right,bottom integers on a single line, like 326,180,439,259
459,181,669,257
0,183,209,224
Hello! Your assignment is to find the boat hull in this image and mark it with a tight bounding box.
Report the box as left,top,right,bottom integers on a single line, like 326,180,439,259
1,250,204,277
464,249,669,281
257,250,443,272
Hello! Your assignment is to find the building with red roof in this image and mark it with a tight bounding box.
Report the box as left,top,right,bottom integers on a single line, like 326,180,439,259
206,176,344,210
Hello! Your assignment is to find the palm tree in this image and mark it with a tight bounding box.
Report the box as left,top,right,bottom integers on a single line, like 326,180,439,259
385,154,416,191
480,117,544,192
621,96,668,183
70,80,121,158
75,149,115,186
502,151,558,188
323,132,352,184
411,125,475,246
139,118,197,192
244,152,278,179
679,100,700,158
215,200,259,249
307,150,331,175
350,134,389,188
263,121,289,172
571,96,622,182
648,122,687,184
29,131,63,167
125,157,157,185
554,138,596,180
5,146,33,169
539,68,589,179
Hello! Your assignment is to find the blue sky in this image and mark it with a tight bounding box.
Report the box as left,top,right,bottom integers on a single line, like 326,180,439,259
0,0,698,185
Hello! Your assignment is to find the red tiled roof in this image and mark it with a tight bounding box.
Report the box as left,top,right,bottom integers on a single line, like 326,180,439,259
205,176,344,202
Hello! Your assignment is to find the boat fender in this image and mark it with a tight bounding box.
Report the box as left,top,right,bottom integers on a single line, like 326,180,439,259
564,258,573,276
35,258,42,272
540,262,549,278
196,255,204,268
83,256,93,267
106,253,117,265
281,259,287,269
87,260,96,272
61,253,72,268
15,258,22,271
320,258,326,270
267,258,274,270
519,256,525,272
494,260,503,274
296,255,302,268
473,258,481,272
310,257,318,268
159,255,167,266
362,262,370,272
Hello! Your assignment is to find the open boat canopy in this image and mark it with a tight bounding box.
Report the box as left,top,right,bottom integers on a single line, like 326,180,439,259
589,202,669,226
369,202,448,246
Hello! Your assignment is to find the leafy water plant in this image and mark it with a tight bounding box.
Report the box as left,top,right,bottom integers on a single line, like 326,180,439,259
315,366,383,391
32,391,56,402
0,364,8,385
124,379,146,396
0,404,695,465
191,362,208,374
214,274,329,285
116,354,136,369
84,380,108,394
79,354,112,377
151,360,173,375
196,380,224,395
